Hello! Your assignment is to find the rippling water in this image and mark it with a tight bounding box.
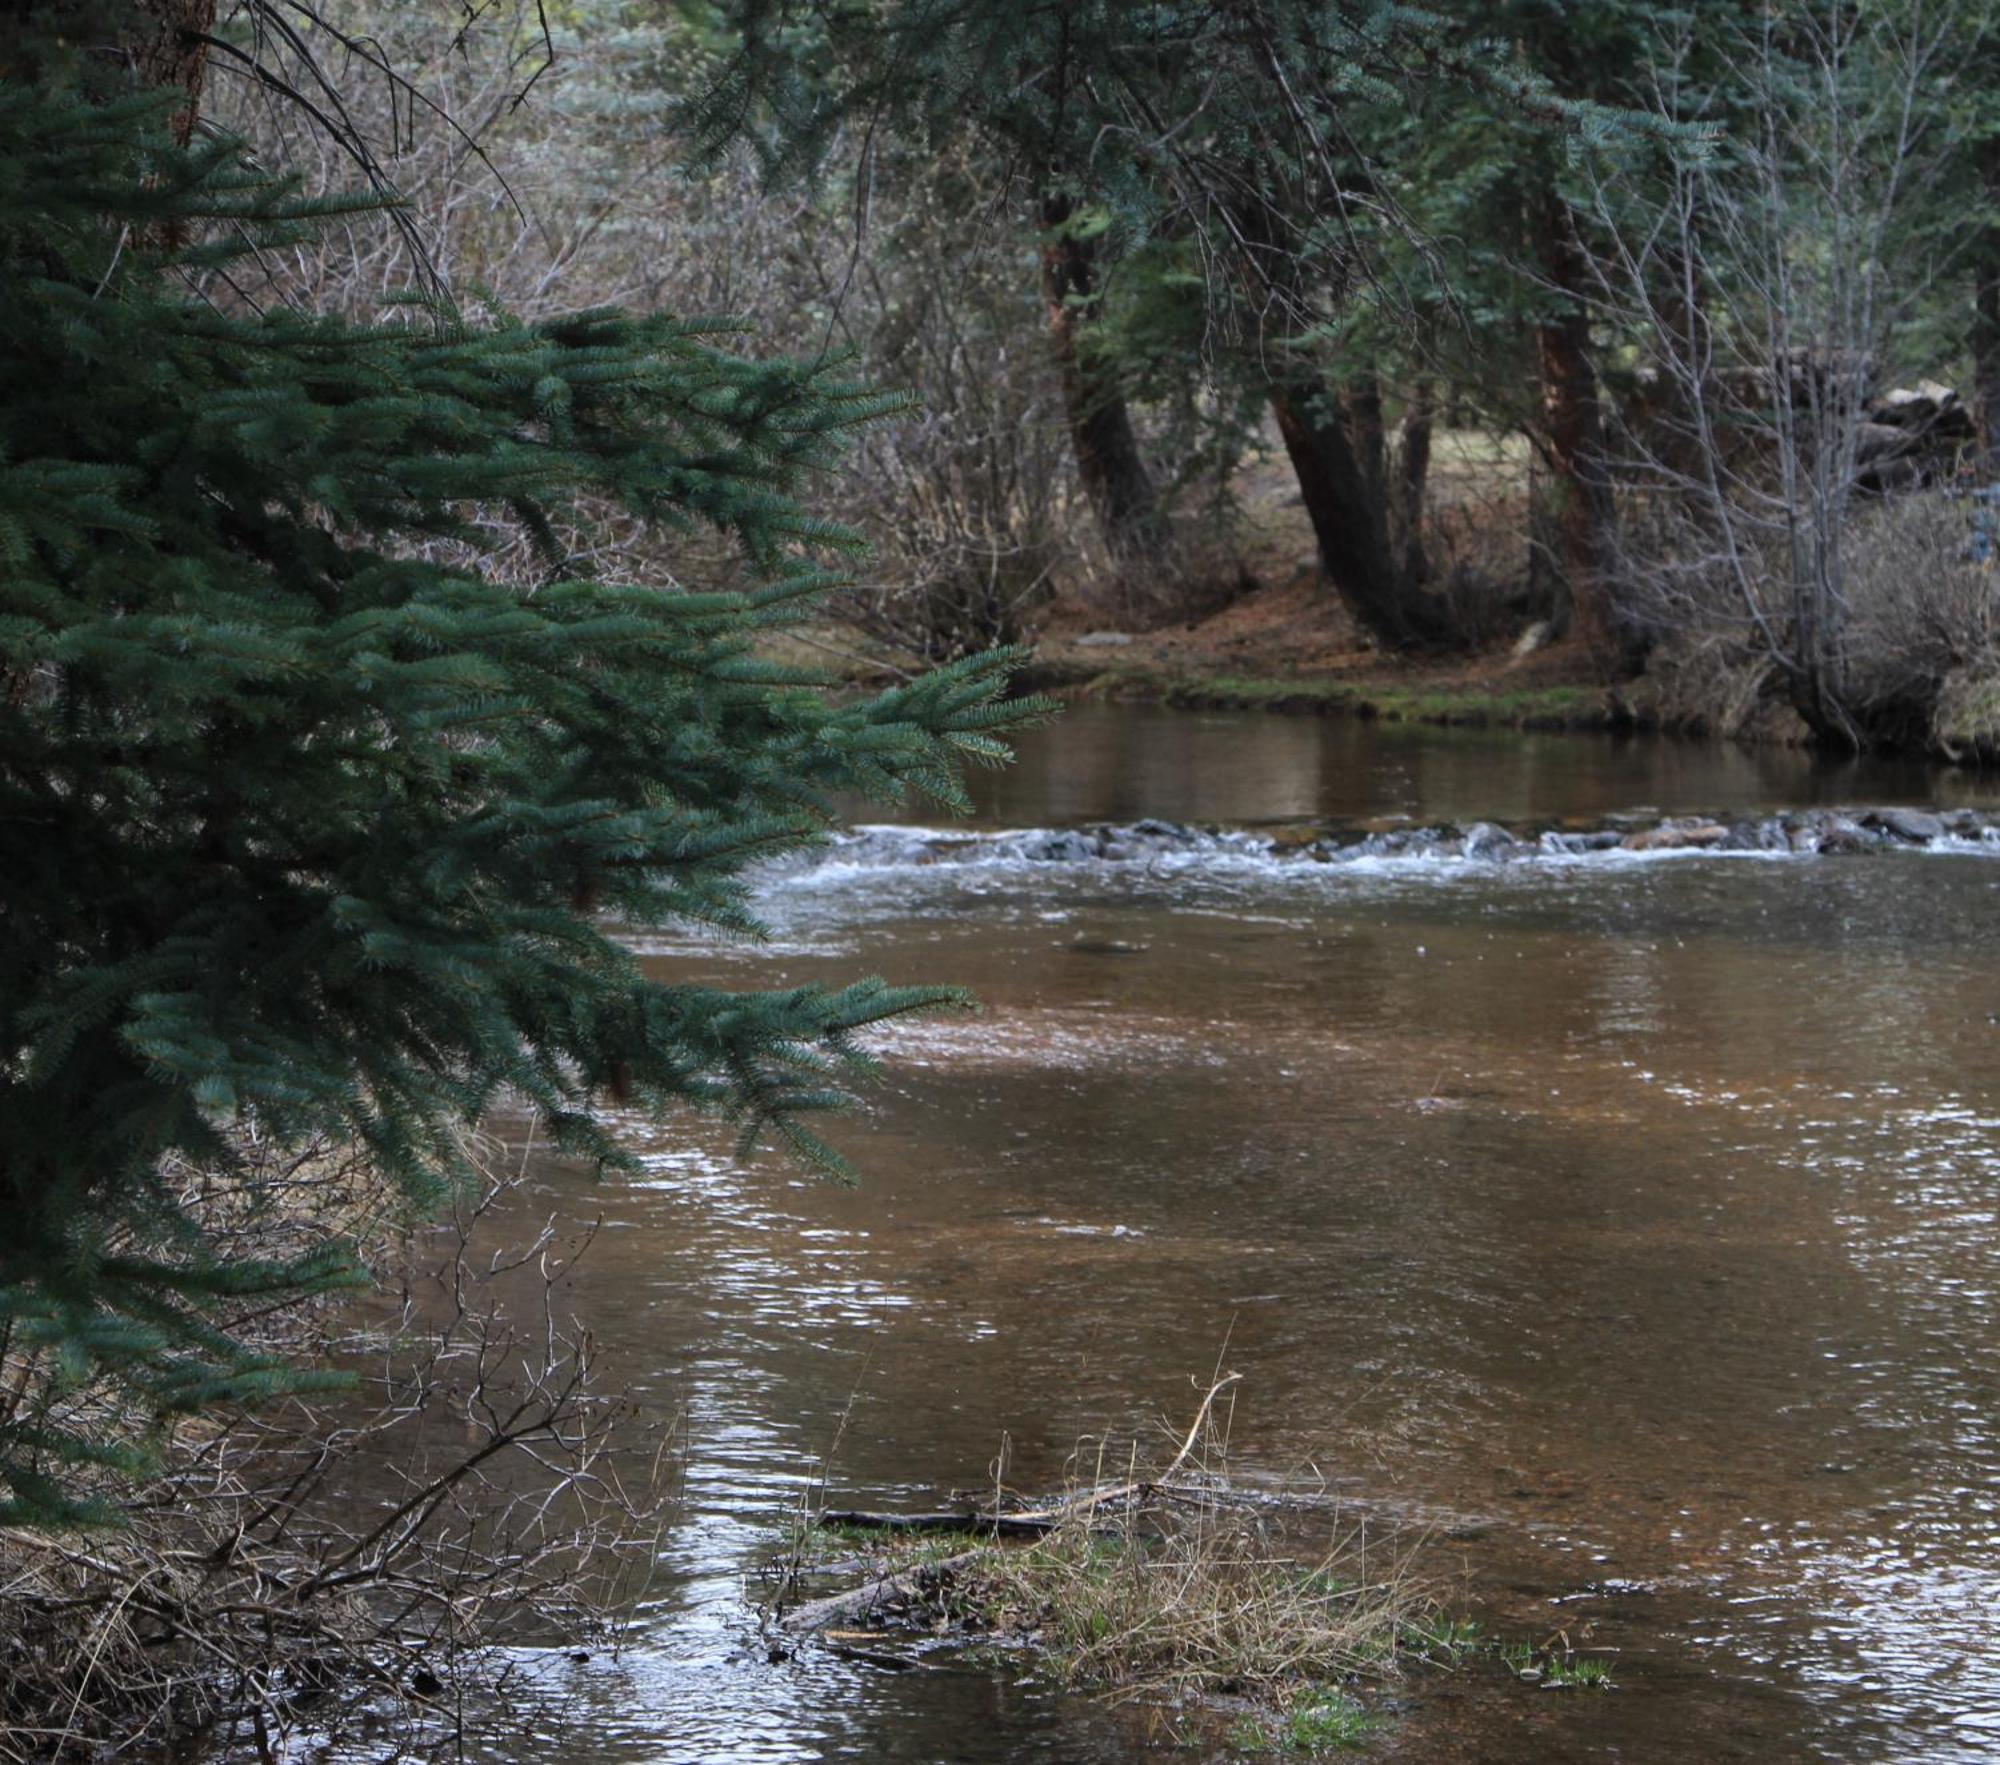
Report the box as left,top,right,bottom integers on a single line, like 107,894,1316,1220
499,708,2000,1763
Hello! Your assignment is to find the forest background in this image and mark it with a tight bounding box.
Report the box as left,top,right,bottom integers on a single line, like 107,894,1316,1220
238,0,2000,757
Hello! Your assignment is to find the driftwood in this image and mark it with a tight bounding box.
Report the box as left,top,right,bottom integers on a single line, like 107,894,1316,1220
779,1549,984,1633
784,1374,1248,1637
817,1508,1058,1539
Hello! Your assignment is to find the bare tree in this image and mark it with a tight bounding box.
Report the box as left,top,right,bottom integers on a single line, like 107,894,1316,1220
1591,0,1991,747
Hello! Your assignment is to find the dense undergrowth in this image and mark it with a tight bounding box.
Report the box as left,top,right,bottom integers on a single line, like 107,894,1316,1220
0,1135,666,1762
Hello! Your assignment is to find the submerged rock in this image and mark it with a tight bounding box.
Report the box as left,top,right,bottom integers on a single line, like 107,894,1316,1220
1724,820,1792,852
1621,820,1730,851
1029,831,1101,862
1461,821,1527,861
1864,807,1945,843
1342,827,1450,860
1541,829,1624,854
1263,823,1326,853
779,807,2000,886
1810,816,1875,854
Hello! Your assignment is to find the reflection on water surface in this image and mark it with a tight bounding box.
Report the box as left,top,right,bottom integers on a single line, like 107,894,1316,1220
515,709,2000,1763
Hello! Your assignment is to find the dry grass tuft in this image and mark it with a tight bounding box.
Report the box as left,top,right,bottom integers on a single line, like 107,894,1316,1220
780,1373,1430,1746
963,1496,1415,1709
959,1380,1420,1715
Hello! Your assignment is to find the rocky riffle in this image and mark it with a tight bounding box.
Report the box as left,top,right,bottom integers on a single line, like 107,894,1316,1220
790,808,2000,876
1338,805,1995,862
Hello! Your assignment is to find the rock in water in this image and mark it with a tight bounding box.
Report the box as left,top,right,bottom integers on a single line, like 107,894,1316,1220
1462,821,1524,860
1621,821,1729,851
1812,817,1874,854
1030,830,1099,862
1864,807,1944,844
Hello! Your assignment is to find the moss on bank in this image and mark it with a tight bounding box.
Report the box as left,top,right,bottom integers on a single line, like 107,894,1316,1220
1013,656,1619,733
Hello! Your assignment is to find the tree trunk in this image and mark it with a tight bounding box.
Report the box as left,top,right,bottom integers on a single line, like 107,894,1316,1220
1267,370,1446,649
1974,136,2000,473
1343,373,1437,588
136,0,218,142
1229,183,1444,649
1039,195,1169,569
4,2,217,140
1531,183,1625,669
1390,383,1434,588
1342,376,1387,509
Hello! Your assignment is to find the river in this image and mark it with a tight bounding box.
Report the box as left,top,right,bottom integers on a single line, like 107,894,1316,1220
503,707,2000,1763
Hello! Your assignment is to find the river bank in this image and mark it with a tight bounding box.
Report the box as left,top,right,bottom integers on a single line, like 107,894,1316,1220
780,423,2000,760
997,432,2000,763
794,571,1850,746
1011,571,1856,749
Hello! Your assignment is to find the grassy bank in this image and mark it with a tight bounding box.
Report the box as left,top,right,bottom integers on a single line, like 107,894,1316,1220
1016,655,1620,733
775,1501,1421,1751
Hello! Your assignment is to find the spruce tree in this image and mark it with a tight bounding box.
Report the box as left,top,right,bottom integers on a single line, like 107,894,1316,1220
688,1,1449,635
0,30,1042,1526
684,0,1627,650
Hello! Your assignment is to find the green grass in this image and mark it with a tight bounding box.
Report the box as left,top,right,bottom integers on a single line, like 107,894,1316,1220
1227,1686,1380,1754
1542,1653,1616,1690
1283,1689,1381,1750
779,1389,1423,1752
772,1514,992,1590
1398,1612,1484,1663
1496,1636,1616,1690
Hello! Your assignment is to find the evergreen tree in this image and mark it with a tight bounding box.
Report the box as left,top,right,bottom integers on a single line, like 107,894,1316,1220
0,24,1043,1526
1446,1,1756,664
1357,1,1699,661
687,0,1191,574
684,0,1466,640
685,0,1655,650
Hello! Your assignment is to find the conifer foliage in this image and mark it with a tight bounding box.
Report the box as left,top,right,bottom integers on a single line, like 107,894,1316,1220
0,48,1040,1526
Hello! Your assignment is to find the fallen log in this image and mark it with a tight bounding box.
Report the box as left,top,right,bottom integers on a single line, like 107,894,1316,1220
1001,1370,1243,1527
817,1508,1058,1539
779,1548,984,1633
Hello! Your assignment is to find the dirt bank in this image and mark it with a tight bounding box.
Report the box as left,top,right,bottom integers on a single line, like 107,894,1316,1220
1015,572,1626,733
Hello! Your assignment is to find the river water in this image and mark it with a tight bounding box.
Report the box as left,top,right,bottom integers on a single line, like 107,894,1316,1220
510,707,2000,1763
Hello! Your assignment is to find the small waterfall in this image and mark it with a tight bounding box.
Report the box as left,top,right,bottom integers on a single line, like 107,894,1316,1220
760,808,2000,886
